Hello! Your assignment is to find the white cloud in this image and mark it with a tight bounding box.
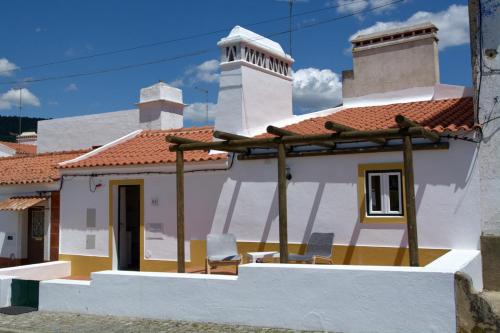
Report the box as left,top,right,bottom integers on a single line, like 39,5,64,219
350,5,469,50
171,59,220,87
65,83,78,92
333,0,400,15
293,68,342,113
0,88,41,110
0,58,18,77
184,102,216,123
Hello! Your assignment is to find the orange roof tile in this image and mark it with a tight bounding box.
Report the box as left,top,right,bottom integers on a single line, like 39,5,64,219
59,98,473,170
270,98,473,136
0,141,37,155
0,150,89,185
61,126,227,169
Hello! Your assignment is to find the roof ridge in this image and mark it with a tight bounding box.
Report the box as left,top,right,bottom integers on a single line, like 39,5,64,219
0,148,90,161
140,126,214,137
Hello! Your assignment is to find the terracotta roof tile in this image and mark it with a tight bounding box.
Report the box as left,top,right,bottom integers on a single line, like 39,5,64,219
61,126,227,169
268,98,473,136
0,141,37,155
0,150,90,185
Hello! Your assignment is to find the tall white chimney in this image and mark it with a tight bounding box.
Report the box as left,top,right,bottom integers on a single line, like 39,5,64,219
214,26,294,135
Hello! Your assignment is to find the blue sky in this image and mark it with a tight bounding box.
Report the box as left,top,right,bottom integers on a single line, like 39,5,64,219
0,0,470,127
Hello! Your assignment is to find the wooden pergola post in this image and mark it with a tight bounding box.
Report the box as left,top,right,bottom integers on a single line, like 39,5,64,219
277,143,289,263
402,135,419,266
176,150,186,273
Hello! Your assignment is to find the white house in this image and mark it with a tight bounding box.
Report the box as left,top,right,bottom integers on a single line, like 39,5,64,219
34,23,481,278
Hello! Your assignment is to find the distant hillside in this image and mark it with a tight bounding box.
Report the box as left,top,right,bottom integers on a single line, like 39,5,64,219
0,116,47,142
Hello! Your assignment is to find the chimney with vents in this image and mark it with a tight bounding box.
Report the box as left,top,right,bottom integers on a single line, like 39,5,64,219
136,81,184,130
342,22,440,99
214,26,294,135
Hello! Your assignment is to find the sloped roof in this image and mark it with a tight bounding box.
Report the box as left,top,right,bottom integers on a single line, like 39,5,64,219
0,150,89,185
59,98,473,170
265,97,473,136
0,141,37,155
61,127,227,169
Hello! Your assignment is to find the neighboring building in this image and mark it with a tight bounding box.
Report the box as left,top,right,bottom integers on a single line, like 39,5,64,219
36,82,184,153
0,149,88,266
41,24,481,278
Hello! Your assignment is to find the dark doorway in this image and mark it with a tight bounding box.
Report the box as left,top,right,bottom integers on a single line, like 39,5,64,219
27,207,45,264
118,185,140,271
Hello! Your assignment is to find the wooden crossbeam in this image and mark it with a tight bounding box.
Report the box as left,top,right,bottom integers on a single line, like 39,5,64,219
170,127,435,152
166,135,248,153
213,130,249,141
324,121,386,145
267,125,336,149
395,115,440,143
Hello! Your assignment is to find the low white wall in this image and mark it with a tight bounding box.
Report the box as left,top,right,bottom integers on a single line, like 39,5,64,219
39,250,480,333
0,275,12,307
0,261,71,281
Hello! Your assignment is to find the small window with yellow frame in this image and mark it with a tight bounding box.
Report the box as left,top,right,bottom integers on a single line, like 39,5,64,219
357,163,406,224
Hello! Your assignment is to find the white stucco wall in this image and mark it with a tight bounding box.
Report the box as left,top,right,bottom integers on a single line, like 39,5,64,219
59,140,481,263
37,107,183,153
39,250,480,333
475,1,500,236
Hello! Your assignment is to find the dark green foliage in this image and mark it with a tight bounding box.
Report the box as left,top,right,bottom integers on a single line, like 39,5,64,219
0,116,46,142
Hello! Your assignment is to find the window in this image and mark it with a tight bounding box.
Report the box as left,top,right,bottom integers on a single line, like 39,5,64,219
366,171,403,216
357,163,406,224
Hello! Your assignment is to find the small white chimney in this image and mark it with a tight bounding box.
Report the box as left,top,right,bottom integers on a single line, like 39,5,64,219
137,81,184,130
214,26,294,135
16,131,37,145
342,22,440,99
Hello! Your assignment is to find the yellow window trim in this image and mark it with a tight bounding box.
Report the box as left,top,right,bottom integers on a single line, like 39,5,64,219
357,163,407,224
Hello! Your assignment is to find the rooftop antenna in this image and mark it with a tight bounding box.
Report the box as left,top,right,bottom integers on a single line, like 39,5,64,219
194,86,209,124
13,86,23,136
288,0,294,57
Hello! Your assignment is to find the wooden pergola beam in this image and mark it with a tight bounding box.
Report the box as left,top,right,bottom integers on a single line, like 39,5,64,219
324,121,386,145
176,150,185,273
277,143,289,263
166,135,248,153
395,115,440,143
402,135,419,266
170,127,433,152
237,142,449,160
213,130,249,141
267,125,336,149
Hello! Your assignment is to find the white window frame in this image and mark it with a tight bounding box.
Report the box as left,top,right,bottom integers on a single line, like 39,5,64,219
366,170,403,216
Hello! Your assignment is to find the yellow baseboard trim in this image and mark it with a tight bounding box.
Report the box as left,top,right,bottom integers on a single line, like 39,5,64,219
59,254,112,277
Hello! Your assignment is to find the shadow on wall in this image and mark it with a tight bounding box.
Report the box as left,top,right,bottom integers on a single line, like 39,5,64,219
214,141,477,250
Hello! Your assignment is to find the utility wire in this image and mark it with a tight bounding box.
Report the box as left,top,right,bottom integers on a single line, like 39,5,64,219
0,0,404,86
0,0,370,75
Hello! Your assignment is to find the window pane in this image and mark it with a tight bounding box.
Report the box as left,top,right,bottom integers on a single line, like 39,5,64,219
388,174,400,212
370,175,382,212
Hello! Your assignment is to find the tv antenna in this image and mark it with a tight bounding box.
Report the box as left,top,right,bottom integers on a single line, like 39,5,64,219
194,86,209,124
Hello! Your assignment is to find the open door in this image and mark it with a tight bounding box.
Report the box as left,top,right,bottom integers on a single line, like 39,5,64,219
118,185,140,271
27,207,45,264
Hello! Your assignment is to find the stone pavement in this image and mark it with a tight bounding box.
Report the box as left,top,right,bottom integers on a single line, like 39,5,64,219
0,311,322,333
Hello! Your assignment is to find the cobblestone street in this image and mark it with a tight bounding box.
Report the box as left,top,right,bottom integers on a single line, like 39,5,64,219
0,311,320,333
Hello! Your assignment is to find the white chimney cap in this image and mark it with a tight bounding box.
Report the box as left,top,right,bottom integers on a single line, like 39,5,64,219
218,25,290,59
139,81,183,105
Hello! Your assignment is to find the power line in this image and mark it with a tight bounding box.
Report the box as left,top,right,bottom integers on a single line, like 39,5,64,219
0,0,371,75
0,0,404,86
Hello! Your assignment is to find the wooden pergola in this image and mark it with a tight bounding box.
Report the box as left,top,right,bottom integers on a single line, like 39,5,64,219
166,115,443,272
